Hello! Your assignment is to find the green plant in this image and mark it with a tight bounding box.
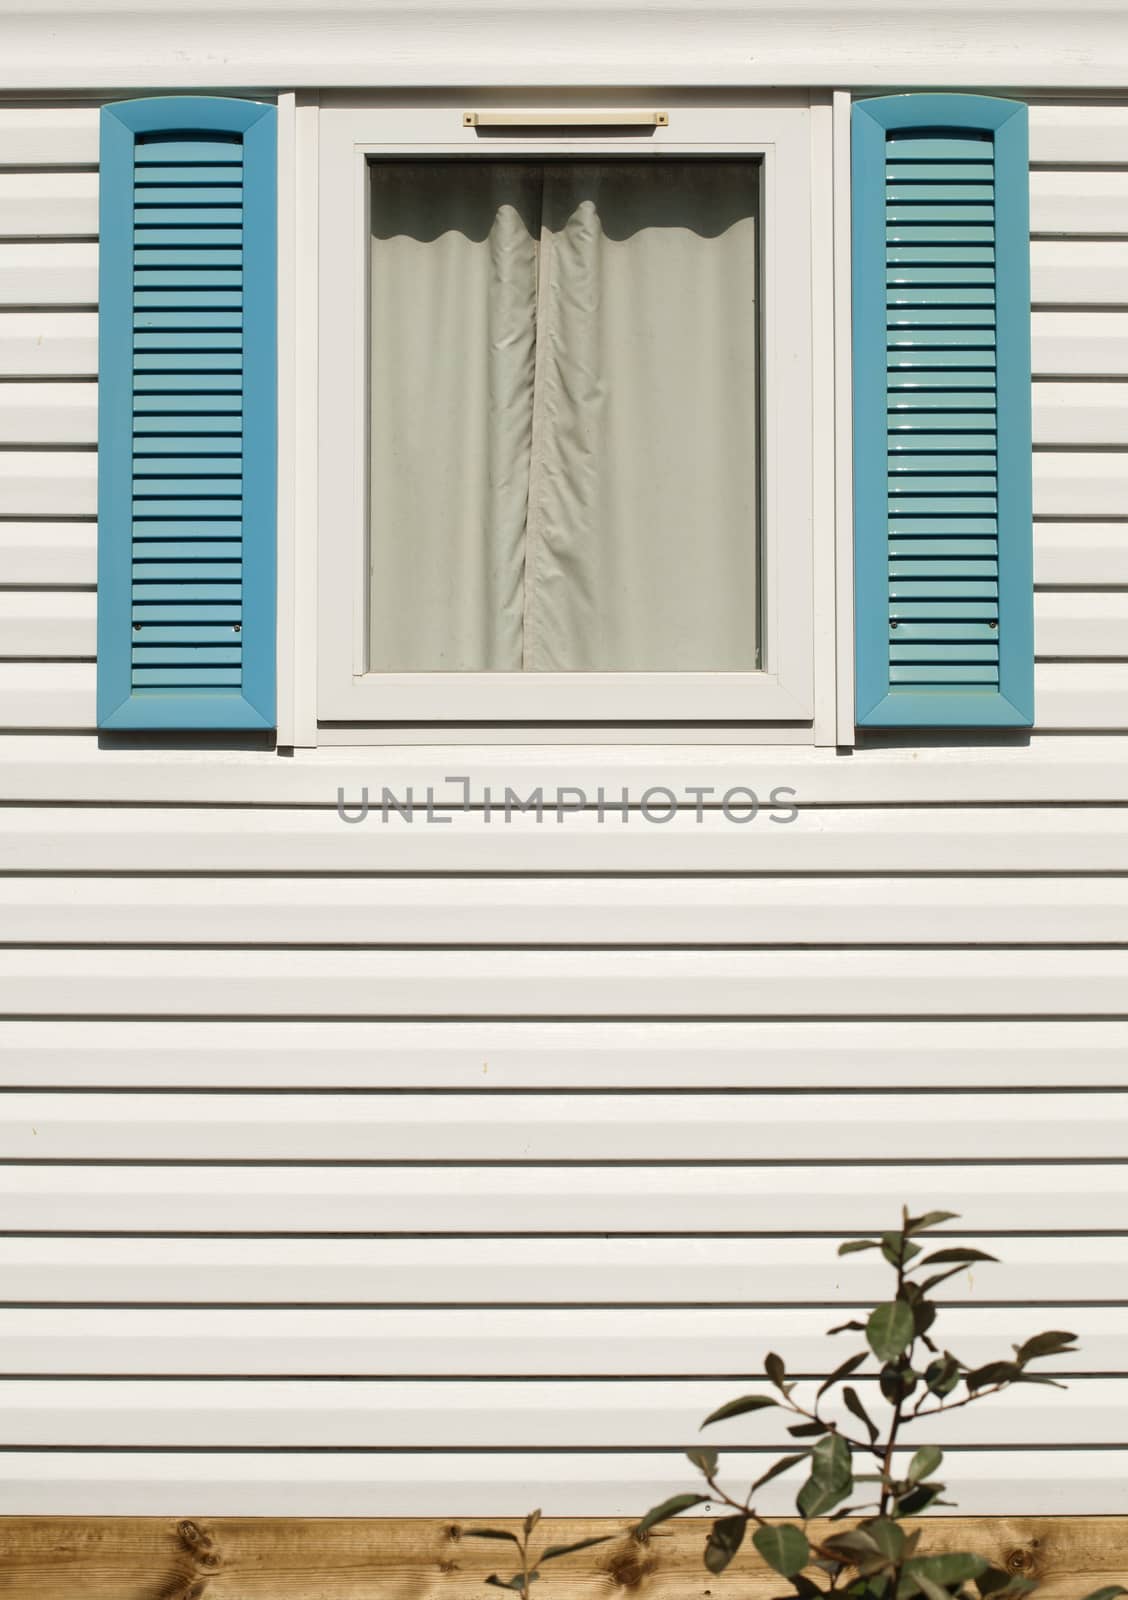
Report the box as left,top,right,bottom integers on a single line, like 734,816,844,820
464,1508,612,1599
634,1210,1126,1600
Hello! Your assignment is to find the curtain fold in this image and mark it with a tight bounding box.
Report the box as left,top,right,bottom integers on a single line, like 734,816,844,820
368,159,759,674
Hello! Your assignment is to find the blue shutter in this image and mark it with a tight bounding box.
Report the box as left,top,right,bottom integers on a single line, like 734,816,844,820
852,94,1033,728
97,97,276,730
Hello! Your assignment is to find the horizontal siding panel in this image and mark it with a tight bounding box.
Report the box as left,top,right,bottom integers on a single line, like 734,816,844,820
0,172,98,238
0,243,97,305
1031,240,1128,304
1030,104,1128,164
0,109,98,167
0,522,96,586
2,948,1128,1016
1034,662,1128,728
0,591,94,657
1030,169,1128,235
0,664,93,729
0,1378,1120,1448
4,804,1128,872
1035,523,1128,586
0,312,97,375
9,874,1128,945
0,1448,1119,1517
8,1160,1127,1231
0,383,97,444
4,1090,1125,1160
1,1018,1126,1090
1033,312,1128,375
1034,450,1128,517
1033,381,1128,446
5,735,1128,805
1035,590,1128,658
0,1235,1121,1308
2,1307,1124,1377
0,449,95,515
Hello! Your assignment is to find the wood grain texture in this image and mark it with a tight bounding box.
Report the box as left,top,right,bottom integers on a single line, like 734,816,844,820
0,1515,1124,1600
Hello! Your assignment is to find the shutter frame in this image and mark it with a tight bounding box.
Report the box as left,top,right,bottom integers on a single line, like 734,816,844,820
852,93,1034,729
97,96,276,731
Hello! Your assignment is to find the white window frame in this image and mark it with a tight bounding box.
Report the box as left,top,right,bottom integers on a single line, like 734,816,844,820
310,93,826,731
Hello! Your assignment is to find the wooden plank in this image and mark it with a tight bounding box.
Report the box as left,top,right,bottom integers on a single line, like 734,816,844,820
2,947,1128,1017
1,1307,1125,1378
0,244,97,305
9,873,1128,946
1031,103,1128,163
1035,523,1128,586
0,108,99,167
0,385,97,445
1,1017,1127,1090
0,312,97,375
3,1088,1126,1159
0,1235,1122,1310
0,1451,1120,1516
5,803,1128,873
1033,311,1128,375
0,664,93,730
0,591,94,657
1031,240,1128,305
0,1515,1124,1600
0,172,98,237
0,523,96,586
0,1377,1121,1448
1030,169,1128,235
7,1159,1127,1232
0,450,96,516
1034,381,1128,446
1035,590,1128,658
5,734,1128,806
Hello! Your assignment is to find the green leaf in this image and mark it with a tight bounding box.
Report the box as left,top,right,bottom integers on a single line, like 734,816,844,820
766,1352,788,1390
965,1361,1019,1392
751,1451,811,1492
905,1210,960,1235
1077,1589,1128,1600
797,1433,853,1518
976,1567,1014,1597
881,1232,922,1268
918,1248,997,1268
865,1520,905,1562
895,1482,945,1517
523,1510,541,1536
900,1553,989,1599
753,1524,811,1578
485,1577,535,1592
1014,1330,1079,1364
924,1355,961,1397
702,1393,778,1428
867,1301,915,1363
687,1448,718,1478
705,1514,748,1575
465,1530,524,1545
839,1239,880,1256
827,1320,868,1336
913,1575,955,1600
880,1362,918,1403
843,1385,879,1445
634,1494,708,1536
908,1446,943,1484
789,1421,830,1438
817,1351,868,1400
539,1537,612,1563
821,1529,880,1565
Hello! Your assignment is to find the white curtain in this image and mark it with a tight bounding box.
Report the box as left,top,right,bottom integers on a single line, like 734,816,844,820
368,159,760,673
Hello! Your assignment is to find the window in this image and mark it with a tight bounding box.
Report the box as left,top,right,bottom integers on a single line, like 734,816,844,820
315,99,820,726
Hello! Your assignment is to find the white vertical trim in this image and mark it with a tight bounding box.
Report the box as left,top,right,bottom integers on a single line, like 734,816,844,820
832,87,856,746
810,92,838,747
275,92,298,745
291,92,321,747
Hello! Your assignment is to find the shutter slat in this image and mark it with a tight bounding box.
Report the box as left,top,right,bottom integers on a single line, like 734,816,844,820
97,98,275,731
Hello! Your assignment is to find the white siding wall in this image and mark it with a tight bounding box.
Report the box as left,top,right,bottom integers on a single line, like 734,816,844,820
0,97,1126,1518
